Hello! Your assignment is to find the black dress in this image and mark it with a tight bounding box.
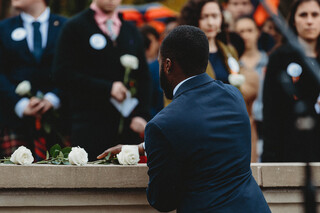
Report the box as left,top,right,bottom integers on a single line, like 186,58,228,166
262,43,320,162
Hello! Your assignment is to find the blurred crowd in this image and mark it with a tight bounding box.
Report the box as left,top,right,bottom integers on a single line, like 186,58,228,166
0,0,319,162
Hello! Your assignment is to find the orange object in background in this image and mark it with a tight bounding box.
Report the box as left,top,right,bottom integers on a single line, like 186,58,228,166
119,3,177,34
253,0,279,26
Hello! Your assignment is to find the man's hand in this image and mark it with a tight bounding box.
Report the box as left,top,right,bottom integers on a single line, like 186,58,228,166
23,97,44,117
130,116,147,134
97,142,145,159
111,81,127,102
40,99,53,114
97,144,123,159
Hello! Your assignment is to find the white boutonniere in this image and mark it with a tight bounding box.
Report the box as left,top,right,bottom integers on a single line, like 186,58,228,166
287,62,302,83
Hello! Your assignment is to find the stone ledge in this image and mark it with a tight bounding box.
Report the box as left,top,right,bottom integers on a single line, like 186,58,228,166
0,164,148,188
0,189,149,206
0,163,320,188
254,163,320,187
0,163,320,213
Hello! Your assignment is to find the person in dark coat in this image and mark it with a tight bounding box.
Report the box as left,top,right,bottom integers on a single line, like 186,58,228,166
262,0,320,162
0,0,67,159
145,25,270,213
53,0,151,161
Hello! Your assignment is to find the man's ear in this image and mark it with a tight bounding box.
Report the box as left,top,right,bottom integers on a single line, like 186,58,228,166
165,58,172,74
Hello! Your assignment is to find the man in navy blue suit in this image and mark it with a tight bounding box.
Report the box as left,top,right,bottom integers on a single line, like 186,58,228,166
147,26,270,212
0,0,66,159
99,25,271,212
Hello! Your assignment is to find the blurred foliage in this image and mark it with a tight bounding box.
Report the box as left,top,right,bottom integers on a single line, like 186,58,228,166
0,0,297,20
0,0,13,20
50,0,90,17
49,0,165,17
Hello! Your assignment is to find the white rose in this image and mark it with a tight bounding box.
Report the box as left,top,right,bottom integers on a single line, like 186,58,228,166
68,147,88,166
117,145,140,165
228,74,245,87
15,80,31,96
120,54,139,70
10,146,34,165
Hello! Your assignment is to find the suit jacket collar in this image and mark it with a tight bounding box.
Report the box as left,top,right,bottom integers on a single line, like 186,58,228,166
86,8,125,43
45,13,62,54
14,15,31,57
15,13,61,62
173,73,214,100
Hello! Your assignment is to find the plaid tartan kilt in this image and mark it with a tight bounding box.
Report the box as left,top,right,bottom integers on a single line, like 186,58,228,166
0,128,29,158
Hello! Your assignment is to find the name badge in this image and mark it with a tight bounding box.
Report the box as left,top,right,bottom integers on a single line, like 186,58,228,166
89,34,107,50
287,63,302,77
11,28,27,41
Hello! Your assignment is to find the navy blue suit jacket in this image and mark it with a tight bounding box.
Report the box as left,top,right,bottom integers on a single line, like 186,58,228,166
0,14,66,128
145,73,270,212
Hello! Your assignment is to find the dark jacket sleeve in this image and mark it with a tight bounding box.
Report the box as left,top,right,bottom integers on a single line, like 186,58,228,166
145,122,181,212
52,21,113,98
262,49,286,162
0,25,21,109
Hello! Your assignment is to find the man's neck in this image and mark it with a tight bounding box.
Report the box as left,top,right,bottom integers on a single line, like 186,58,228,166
173,75,197,96
298,36,318,58
103,10,115,16
23,4,47,19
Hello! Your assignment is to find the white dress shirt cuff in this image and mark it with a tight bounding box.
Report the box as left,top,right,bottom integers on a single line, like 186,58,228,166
14,98,30,118
315,94,320,114
44,92,61,110
142,142,147,156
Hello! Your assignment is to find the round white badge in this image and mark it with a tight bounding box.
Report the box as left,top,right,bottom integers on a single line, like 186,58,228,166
228,57,240,73
287,63,302,77
89,34,107,50
11,28,27,41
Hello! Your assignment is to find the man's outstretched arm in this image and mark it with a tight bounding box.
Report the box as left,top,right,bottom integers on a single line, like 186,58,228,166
97,143,145,159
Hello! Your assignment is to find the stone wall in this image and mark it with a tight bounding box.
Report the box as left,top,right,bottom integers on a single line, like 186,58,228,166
0,163,319,212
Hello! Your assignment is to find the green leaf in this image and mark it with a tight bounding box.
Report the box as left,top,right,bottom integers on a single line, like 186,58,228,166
111,158,119,164
3,160,14,164
50,144,61,158
61,147,71,157
62,160,70,165
43,122,51,134
36,91,44,99
36,160,49,164
52,159,62,165
105,152,111,161
52,110,59,118
58,151,64,159
46,151,50,160
130,87,137,97
88,160,104,164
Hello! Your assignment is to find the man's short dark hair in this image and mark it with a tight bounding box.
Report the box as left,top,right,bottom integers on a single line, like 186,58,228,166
160,25,209,76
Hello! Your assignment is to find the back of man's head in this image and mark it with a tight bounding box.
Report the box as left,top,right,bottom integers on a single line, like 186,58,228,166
160,25,209,77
